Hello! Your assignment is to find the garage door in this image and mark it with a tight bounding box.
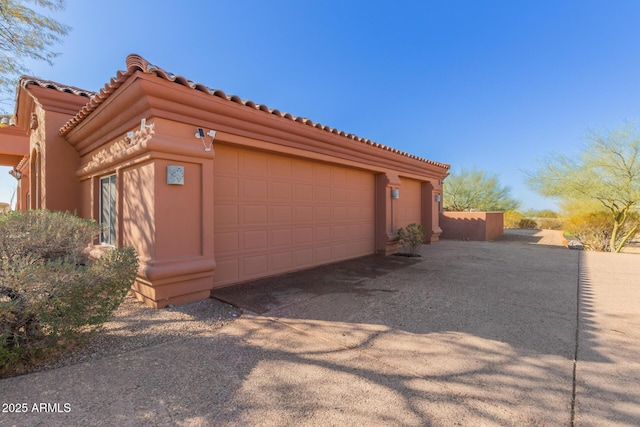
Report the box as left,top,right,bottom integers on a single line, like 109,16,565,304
213,144,375,287
396,177,422,227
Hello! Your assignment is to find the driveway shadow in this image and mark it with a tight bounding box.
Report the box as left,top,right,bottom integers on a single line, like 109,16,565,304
212,254,420,315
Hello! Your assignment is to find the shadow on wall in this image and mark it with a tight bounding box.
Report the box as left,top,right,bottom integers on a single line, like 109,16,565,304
439,212,504,241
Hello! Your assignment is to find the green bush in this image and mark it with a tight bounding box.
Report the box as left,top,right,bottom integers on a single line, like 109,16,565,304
397,223,425,256
0,210,138,378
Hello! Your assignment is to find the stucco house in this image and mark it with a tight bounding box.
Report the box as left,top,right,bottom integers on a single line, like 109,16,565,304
0,54,450,308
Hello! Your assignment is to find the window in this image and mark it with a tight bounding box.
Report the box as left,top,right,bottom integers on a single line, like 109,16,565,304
100,174,117,245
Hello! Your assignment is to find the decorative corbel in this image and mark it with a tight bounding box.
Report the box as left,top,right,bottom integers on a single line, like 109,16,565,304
30,113,38,130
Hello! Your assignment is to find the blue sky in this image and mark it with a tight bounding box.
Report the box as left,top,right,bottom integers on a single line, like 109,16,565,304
2,0,640,210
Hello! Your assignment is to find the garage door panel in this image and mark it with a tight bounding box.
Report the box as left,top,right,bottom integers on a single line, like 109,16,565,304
294,206,313,222
242,230,268,251
214,259,239,285
270,229,292,247
215,204,239,227
269,205,292,223
293,162,313,180
313,164,332,181
270,181,292,199
215,231,239,254
269,251,293,272
295,248,313,266
295,227,313,244
294,184,313,200
216,149,239,172
331,168,346,183
314,206,332,221
314,226,332,242
332,206,346,220
215,176,238,198
240,151,267,176
314,186,332,201
332,244,347,259
268,157,292,178
241,255,269,277
313,245,332,263
241,205,268,225
332,188,346,201
241,178,268,199
397,178,422,226
214,144,374,287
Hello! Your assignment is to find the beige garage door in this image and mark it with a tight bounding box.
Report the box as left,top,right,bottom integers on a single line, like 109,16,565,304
213,144,375,287
396,177,422,227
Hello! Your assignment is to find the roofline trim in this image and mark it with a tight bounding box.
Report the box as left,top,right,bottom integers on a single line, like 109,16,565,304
58,54,450,170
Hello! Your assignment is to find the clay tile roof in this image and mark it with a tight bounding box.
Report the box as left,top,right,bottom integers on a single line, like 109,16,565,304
21,76,95,97
58,54,450,170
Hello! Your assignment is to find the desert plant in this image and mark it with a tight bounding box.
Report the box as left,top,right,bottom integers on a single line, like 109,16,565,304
535,217,564,230
503,210,525,228
517,218,538,229
528,122,640,252
444,167,520,212
564,210,639,252
0,210,138,378
397,223,425,256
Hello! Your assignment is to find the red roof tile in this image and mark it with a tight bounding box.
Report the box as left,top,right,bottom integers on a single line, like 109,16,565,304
59,54,449,169
21,76,95,98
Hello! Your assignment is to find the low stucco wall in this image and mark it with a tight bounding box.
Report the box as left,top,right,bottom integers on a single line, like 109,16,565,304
439,212,504,241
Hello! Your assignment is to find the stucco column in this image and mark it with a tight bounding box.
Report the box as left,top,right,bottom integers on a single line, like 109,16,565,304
375,172,402,255
421,181,442,243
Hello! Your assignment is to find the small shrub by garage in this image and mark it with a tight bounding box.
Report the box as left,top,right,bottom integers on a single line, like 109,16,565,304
0,210,138,378
397,223,425,256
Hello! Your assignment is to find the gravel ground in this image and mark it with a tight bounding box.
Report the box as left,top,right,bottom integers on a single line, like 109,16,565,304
25,295,242,375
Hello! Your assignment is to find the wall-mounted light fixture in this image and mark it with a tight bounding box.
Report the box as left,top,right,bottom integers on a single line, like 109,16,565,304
8,168,22,180
167,165,185,185
140,118,154,131
0,117,15,126
435,194,441,203
195,128,217,151
391,188,400,199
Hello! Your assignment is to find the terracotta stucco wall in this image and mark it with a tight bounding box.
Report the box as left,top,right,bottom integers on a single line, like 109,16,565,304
23,86,88,212
57,70,449,307
439,212,504,241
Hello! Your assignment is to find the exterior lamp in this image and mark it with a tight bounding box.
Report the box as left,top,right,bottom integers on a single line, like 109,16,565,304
195,128,217,151
391,188,400,199
9,168,22,180
435,194,441,202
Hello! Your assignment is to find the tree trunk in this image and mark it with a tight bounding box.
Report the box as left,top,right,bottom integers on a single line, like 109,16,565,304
610,220,620,252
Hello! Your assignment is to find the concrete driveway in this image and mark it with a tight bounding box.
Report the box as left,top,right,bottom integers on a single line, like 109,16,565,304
1,234,639,426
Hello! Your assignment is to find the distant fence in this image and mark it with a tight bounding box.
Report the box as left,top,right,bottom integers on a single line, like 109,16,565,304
439,212,504,241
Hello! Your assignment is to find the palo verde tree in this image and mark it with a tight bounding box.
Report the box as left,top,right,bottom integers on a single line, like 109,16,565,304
443,167,520,212
0,0,69,107
527,123,640,253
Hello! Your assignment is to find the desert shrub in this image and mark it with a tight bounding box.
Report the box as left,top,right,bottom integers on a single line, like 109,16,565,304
535,217,564,230
564,210,639,252
0,209,99,264
503,210,525,228
517,218,538,229
397,223,425,256
0,210,138,378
